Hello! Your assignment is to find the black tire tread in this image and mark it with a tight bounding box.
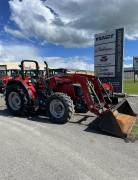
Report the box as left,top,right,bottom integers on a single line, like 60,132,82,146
5,85,29,116
47,92,74,124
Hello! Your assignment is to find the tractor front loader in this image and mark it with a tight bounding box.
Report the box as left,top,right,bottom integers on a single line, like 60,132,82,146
48,72,137,138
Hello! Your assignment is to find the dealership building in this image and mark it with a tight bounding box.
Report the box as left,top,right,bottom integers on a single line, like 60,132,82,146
124,67,138,80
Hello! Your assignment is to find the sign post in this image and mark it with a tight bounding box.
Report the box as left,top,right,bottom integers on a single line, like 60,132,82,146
94,28,124,93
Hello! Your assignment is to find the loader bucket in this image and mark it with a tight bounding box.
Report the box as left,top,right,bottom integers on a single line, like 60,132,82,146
98,99,137,138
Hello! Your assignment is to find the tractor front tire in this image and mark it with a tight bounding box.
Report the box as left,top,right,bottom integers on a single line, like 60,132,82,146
47,93,74,124
5,85,29,116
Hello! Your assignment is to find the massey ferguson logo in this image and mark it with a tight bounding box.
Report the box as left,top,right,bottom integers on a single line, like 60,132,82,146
100,56,108,62
96,34,114,41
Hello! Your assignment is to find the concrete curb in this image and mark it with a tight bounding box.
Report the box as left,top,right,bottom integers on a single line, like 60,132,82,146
128,94,138,97
114,93,127,98
114,93,138,98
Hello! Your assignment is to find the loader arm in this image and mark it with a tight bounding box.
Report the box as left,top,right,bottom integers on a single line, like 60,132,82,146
69,73,111,108
70,74,107,115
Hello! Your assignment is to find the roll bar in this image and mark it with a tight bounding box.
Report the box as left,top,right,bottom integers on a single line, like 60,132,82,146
20,60,40,79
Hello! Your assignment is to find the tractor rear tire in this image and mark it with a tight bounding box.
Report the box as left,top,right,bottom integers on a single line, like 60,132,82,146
47,92,74,124
5,85,29,116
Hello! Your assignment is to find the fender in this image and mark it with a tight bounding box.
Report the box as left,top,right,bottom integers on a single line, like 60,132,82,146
6,79,33,104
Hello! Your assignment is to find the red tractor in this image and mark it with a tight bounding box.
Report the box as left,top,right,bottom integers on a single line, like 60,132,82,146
0,65,12,93
5,60,74,124
5,60,136,138
45,64,118,106
0,65,20,93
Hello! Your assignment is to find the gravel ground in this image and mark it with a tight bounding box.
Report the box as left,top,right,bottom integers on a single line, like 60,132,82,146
0,94,138,180
127,96,138,113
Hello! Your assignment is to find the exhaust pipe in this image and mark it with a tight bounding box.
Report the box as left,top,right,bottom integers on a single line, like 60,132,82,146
44,61,49,78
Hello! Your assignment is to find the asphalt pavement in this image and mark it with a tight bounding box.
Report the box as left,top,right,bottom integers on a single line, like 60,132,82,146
0,94,138,180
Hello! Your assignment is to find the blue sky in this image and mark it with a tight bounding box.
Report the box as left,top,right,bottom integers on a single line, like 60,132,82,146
0,0,138,70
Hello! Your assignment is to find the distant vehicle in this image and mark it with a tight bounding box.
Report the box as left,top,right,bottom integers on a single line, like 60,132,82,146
0,65,20,93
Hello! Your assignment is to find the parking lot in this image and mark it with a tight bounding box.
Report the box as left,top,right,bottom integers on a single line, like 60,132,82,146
0,94,138,180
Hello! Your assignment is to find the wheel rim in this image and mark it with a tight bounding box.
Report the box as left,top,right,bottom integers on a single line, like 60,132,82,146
8,92,21,111
49,99,65,118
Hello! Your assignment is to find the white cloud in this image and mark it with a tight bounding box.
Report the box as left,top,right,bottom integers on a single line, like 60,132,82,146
4,26,28,40
7,0,92,48
124,64,133,68
0,42,39,61
45,57,94,70
125,56,133,61
124,56,133,68
0,42,93,70
5,0,138,48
